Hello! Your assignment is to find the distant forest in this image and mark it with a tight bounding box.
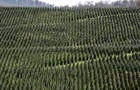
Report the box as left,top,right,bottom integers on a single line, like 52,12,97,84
76,0,137,8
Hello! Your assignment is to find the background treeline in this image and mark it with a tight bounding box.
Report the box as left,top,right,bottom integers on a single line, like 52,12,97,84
76,0,137,8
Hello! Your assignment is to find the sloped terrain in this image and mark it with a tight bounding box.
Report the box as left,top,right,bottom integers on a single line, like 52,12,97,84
0,0,51,7
0,7,140,89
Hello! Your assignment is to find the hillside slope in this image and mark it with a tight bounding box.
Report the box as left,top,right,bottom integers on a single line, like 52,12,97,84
0,7,140,89
0,0,52,7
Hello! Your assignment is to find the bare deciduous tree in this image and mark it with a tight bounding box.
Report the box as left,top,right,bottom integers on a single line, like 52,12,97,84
136,0,140,6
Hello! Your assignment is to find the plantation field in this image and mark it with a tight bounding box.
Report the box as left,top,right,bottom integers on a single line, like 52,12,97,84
0,7,140,89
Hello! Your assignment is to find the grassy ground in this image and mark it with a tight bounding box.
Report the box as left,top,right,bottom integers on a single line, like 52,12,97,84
0,7,140,90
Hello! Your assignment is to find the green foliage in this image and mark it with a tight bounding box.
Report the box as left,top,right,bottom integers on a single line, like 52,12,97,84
0,7,140,90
